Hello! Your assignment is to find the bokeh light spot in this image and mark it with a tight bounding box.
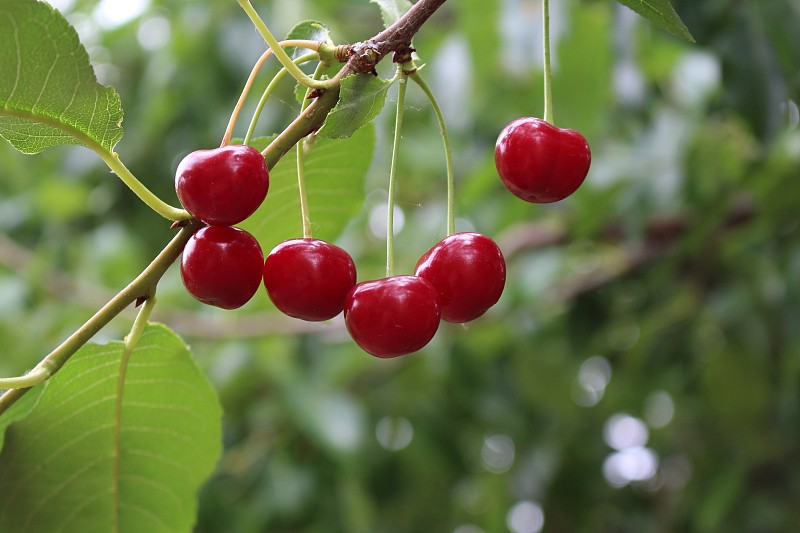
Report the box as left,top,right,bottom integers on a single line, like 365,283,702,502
93,0,151,29
481,434,515,474
137,16,171,51
603,413,649,451
644,390,675,429
375,416,413,451
573,355,612,407
603,447,659,487
369,203,405,238
506,500,545,533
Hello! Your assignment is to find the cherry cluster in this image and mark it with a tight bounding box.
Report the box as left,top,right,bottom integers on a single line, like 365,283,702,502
174,144,507,358
176,112,590,358
265,231,505,358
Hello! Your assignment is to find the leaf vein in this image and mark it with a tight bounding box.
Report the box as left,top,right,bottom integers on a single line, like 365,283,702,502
21,453,112,530
119,502,173,532
125,448,193,474
119,473,183,508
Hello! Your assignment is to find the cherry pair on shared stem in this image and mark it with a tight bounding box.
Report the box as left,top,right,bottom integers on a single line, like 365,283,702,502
176,144,270,309
344,232,506,358
495,117,591,203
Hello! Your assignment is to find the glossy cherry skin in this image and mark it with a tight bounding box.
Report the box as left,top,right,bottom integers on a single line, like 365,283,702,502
415,232,506,323
344,276,441,358
180,226,264,309
175,144,269,226
495,117,591,203
263,238,357,321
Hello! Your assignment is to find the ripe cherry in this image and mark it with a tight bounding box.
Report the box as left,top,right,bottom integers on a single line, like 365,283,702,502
495,117,591,203
175,144,269,226
344,276,441,358
415,232,506,323
180,226,264,309
263,238,357,321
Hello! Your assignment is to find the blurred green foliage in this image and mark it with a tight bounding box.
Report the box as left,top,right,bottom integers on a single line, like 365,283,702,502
1,0,799,531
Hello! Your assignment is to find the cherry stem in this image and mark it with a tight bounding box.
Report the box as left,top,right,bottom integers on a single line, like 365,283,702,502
100,150,190,221
295,144,312,239
295,62,327,239
244,52,318,146
409,70,456,236
543,0,554,125
236,0,340,91
386,70,408,277
222,40,322,146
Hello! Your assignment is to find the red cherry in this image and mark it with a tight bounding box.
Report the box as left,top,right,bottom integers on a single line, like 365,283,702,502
263,238,357,321
175,144,269,226
415,232,506,323
180,226,264,309
344,276,441,358
495,117,591,203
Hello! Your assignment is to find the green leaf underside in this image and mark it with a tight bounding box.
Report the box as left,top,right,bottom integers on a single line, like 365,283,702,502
617,0,695,42
285,19,331,59
241,124,375,254
284,19,338,104
371,0,413,28
318,74,391,139
0,324,222,533
0,385,45,452
0,0,123,155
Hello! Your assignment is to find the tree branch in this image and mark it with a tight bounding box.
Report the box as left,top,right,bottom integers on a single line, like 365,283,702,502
371,0,448,60
263,0,450,165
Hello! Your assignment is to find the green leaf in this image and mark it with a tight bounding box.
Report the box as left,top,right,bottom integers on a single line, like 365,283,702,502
616,0,695,42
371,0,413,28
0,324,222,532
240,124,375,253
0,385,45,452
285,20,340,105
285,19,331,58
317,74,391,139
0,0,124,155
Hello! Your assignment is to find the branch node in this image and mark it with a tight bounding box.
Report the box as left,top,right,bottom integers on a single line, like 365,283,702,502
170,219,191,229
350,41,381,74
333,44,354,63
392,46,416,65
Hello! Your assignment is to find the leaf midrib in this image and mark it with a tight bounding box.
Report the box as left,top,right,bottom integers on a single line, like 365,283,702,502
0,105,110,156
